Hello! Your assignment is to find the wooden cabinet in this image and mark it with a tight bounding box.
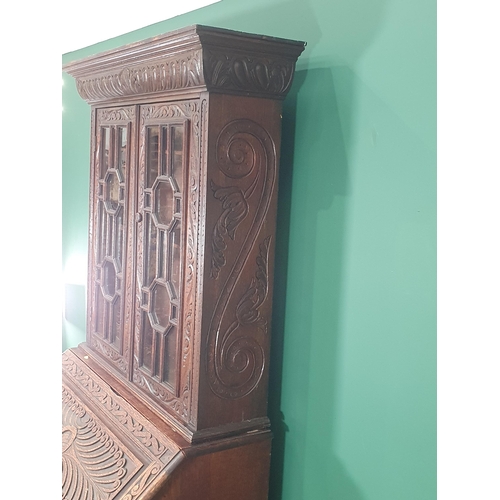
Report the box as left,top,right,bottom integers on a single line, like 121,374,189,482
62,25,304,499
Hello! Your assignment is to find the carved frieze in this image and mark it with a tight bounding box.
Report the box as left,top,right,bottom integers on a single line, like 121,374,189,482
75,53,203,103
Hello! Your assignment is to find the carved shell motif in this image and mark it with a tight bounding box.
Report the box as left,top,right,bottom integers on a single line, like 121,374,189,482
62,388,128,500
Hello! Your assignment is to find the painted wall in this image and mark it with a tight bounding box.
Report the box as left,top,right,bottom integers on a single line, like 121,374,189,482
62,0,436,499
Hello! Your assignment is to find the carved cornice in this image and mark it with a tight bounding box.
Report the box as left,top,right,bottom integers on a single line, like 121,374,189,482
63,25,305,103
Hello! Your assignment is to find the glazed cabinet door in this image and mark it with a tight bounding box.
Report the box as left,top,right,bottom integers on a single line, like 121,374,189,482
87,106,137,377
131,101,201,424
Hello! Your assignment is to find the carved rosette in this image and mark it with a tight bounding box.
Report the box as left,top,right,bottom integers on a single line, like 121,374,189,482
207,119,276,399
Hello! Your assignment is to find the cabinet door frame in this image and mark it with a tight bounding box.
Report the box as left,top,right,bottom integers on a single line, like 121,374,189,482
87,105,138,377
130,100,202,426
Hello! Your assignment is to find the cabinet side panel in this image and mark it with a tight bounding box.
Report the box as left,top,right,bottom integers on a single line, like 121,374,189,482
159,436,272,500
197,93,282,430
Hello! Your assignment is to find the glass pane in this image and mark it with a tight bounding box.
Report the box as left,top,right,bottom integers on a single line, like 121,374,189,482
115,209,123,267
102,260,116,298
100,127,111,178
96,200,105,262
158,230,166,281
117,126,127,177
154,180,174,227
105,213,112,257
146,127,159,189
171,126,183,189
154,332,161,378
141,315,154,371
169,222,181,297
105,171,120,210
161,126,169,177
94,285,106,337
163,327,178,385
143,213,157,287
151,282,170,330
111,299,122,350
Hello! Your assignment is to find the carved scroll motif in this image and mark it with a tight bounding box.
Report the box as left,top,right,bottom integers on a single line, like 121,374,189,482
207,119,276,399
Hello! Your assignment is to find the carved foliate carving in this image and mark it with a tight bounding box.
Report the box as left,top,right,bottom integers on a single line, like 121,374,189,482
75,53,203,102
203,50,296,97
207,119,276,399
99,107,136,123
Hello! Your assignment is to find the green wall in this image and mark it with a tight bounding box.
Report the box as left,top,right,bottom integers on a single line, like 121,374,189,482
62,0,436,499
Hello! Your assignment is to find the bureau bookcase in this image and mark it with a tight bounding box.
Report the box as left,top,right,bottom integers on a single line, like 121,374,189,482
62,25,304,499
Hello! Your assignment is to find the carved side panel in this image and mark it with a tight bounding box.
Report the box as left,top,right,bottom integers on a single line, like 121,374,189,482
206,118,277,400
88,106,136,377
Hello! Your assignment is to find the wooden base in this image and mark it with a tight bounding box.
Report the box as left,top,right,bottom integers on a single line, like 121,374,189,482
62,349,272,500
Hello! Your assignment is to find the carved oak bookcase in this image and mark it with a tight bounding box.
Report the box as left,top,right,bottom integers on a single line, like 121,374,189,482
62,25,304,500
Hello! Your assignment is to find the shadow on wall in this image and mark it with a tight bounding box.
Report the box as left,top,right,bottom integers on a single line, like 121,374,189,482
253,0,390,498
269,65,364,500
